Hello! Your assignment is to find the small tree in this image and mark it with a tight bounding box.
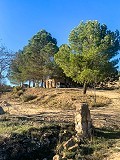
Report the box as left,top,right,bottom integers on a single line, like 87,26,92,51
8,51,26,86
55,20,120,94
0,43,13,85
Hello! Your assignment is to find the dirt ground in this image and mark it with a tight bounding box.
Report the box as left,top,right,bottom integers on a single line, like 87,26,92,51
88,89,120,160
0,88,120,159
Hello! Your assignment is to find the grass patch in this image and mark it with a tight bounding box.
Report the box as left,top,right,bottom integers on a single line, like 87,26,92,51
0,122,32,135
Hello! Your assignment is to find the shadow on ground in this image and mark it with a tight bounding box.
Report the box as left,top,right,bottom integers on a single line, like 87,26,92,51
0,125,61,160
0,124,120,160
94,128,120,139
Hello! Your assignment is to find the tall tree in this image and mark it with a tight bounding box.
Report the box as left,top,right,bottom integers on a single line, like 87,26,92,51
55,20,120,94
23,30,58,86
9,30,59,86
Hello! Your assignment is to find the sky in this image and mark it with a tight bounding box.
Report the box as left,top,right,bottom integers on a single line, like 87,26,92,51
0,0,120,70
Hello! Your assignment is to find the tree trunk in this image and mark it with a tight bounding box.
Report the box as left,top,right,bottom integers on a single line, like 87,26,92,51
0,73,2,86
41,79,44,87
20,82,23,87
83,82,87,94
33,80,35,87
28,80,31,88
93,82,96,104
35,80,39,88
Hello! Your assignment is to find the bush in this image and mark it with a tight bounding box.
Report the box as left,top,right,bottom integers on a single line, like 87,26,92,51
17,90,24,96
0,85,12,92
22,94,37,102
13,86,23,93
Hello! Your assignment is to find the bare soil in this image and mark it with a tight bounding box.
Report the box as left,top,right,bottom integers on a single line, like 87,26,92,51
0,88,120,159
88,89,120,160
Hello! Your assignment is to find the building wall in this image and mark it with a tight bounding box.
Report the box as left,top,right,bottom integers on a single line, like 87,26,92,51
45,78,65,88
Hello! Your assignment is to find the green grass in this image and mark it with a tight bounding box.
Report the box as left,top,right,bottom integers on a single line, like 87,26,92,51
0,120,35,135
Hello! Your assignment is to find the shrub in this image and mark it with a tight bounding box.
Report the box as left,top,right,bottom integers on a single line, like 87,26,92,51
13,86,23,93
22,94,37,102
17,90,24,96
0,85,12,92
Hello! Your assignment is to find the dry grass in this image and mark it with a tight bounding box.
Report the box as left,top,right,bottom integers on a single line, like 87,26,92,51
0,88,120,159
21,88,111,109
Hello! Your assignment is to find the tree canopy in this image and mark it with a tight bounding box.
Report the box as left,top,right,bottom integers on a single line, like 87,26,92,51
9,30,59,86
54,20,120,93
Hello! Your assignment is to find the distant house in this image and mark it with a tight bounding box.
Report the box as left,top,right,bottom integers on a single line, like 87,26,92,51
45,78,72,88
45,79,56,88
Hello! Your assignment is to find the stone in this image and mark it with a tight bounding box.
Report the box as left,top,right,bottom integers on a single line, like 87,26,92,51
75,102,92,139
53,154,60,160
63,137,76,150
68,143,78,151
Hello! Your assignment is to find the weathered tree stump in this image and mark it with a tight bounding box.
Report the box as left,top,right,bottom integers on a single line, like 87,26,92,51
75,102,92,139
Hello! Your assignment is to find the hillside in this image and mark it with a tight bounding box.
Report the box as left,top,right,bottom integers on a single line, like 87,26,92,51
0,88,120,160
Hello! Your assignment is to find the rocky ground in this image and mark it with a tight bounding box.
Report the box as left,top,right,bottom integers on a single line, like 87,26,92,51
0,88,120,159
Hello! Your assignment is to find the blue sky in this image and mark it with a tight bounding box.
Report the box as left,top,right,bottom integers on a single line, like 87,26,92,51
0,0,120,70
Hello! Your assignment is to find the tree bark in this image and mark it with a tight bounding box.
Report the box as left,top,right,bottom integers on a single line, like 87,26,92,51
41,79,44,87
28,80,31,88
93,82,96,104
35,80,39,88
20,82,23,87
83,82,87,94
33,80,35,87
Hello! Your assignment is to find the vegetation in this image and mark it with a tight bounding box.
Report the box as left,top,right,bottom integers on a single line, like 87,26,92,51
6,21,120,91
0,42,13,86
8,30,59,86
0,117,119,160
56,126,120,160
55,20,120,93
0,84,12,93
12,86,24,93
0,20,120,160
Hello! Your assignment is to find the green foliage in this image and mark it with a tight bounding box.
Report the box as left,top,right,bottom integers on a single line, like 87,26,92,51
22,94,37,102
9,30,59,85
22,30,58,80
8,50,26,85
55,20,120,93
12,86,25,98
